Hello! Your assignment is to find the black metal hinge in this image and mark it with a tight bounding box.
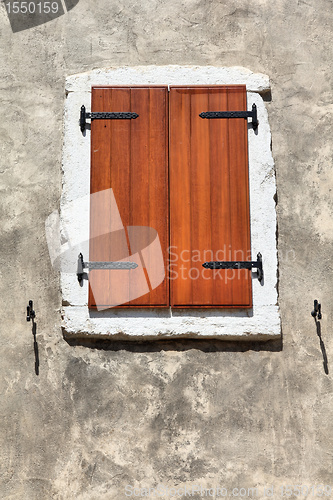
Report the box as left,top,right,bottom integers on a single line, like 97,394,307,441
77,253,138,284
199,103,258,130
202,252,263,282
80,105,139,132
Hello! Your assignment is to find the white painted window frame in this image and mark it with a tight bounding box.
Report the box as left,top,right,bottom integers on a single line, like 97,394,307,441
60,65,280,340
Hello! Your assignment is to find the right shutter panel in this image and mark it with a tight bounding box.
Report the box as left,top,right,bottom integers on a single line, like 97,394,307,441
169,86,252,307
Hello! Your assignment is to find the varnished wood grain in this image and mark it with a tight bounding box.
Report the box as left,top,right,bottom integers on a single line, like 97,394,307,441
89,87,169,308
169,86,252,307
89,85,252,309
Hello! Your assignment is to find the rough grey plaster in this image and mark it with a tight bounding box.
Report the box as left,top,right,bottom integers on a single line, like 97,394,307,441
0,0,333,498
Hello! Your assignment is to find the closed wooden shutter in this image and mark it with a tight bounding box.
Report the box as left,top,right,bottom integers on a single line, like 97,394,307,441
89,85,252,309
169,86,252,307
89,87,169,308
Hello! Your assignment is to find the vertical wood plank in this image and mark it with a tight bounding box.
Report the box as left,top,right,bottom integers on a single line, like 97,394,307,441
169,89,192,305
190,89,213,304
227,87,252,306
89,88,114,307
208,88,233,305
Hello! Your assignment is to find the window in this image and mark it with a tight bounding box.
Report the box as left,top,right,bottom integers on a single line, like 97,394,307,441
89,85,252,310
57,66,280,339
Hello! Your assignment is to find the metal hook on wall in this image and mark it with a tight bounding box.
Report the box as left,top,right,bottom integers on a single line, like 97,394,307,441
311,300,322,320
26,300,35,322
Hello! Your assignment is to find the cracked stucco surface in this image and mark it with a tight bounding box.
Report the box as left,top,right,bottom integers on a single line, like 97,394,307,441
0,0,333,498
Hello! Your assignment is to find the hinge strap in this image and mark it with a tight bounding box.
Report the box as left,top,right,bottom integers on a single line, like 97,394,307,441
77,253,138,284
202,252,263,282
80,105,139,132
199,103,258,130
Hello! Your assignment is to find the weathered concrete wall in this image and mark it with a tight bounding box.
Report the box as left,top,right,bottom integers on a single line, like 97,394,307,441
0,0,332,498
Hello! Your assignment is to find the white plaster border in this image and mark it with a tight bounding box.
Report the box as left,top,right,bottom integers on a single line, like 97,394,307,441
61,65,280,340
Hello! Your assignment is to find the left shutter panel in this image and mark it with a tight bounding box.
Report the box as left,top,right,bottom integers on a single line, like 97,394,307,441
89,87,169,309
